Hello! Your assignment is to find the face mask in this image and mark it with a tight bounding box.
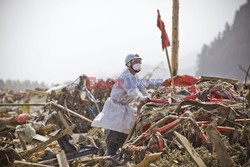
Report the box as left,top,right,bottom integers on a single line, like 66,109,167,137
132,63,141,71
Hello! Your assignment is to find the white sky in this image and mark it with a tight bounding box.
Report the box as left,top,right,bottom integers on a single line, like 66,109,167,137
0,0,247,84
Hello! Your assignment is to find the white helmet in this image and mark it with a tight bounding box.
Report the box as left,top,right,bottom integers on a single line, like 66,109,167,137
125,54,141,67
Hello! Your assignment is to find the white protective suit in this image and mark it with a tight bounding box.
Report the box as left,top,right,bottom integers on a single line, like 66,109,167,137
91,68,149,134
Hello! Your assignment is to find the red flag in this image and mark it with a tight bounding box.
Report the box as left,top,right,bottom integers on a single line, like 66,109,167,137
157,10,170,50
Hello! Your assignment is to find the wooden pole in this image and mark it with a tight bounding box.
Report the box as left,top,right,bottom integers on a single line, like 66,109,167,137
157,9,176,94
165,48,177,93
171,0,179,76
51,102,92,123
0,103,46,107
12,161,54,167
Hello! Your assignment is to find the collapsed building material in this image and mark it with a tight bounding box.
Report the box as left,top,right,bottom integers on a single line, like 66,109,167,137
0,147,22,166
174,131,206,167
16,131,27,151
205,124,235,167
0,103,46,107
25,89,49,97
38,146,98,165
12,161,53,167
57,111,73,135
114,75,250,166
0,74,249,166
71,155,111,166
56,150,69,167
136,152,162,167
22,125,76,158
51,102,92,123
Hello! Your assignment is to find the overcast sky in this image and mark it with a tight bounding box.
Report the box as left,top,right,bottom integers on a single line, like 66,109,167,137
0,0,247,85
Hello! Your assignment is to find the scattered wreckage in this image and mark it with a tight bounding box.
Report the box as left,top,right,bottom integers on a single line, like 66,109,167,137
0,74,250,167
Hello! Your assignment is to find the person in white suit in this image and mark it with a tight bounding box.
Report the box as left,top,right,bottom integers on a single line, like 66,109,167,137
91,53,149,156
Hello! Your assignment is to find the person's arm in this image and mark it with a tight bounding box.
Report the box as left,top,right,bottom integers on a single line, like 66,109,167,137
137,79,149,97
122,75,149,103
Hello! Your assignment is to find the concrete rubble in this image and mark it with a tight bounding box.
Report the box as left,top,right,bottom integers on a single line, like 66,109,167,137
0,74,250,167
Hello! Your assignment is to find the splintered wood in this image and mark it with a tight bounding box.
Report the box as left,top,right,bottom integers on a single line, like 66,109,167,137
57,111,73,135
136,152,162,167
56,150,69,167
22,125,76,158
51,102,92,123
205,125,235,167
12,160,53,167
174,131,206,167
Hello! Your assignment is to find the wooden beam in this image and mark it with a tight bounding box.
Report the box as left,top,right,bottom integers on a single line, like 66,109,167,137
174,131,206,167
0,103,46,107
25,89,49,96
57,111,73,135
33,134,49,142
205,125,235,167
56,150,69,167
12,160,53,167
22,125,75,158
0,128,15,135
199,76,238,84
17,131,27,151
165,48,176,93
136,152,162,167
51,102,92,123
171,0,179,76
79,156,111,163
36,124,57,135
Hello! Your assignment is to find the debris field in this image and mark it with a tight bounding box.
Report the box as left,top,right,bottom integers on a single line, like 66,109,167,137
0,74,250,167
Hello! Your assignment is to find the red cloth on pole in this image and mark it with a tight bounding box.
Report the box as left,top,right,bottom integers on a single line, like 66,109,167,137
157,10,171,50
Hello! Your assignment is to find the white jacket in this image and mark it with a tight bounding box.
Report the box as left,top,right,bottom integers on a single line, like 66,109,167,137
91,69,148,134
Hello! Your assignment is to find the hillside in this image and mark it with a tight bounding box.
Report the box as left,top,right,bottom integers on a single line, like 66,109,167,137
196,0,250,80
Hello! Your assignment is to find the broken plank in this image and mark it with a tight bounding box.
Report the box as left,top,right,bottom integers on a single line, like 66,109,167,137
17,131,27,151
205,124,235,167
200,76,238,84
33,134,49,142
174,131,206,167
0,125,15,132
136,152,162,167
38,147,98,165
0,128,15,135
36,124,57,135
79,155,111,163
25,89,49,96
12,160,53,167
51,101,92,123
57,111,73,135
0,103,46,107
22,124,75,158
56,150,69,167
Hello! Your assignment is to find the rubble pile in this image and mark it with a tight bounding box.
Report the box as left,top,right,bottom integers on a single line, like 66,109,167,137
0,88,45,127
120,75,250,166
0,75,112,166
45,75,113,133
0,74,249,167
